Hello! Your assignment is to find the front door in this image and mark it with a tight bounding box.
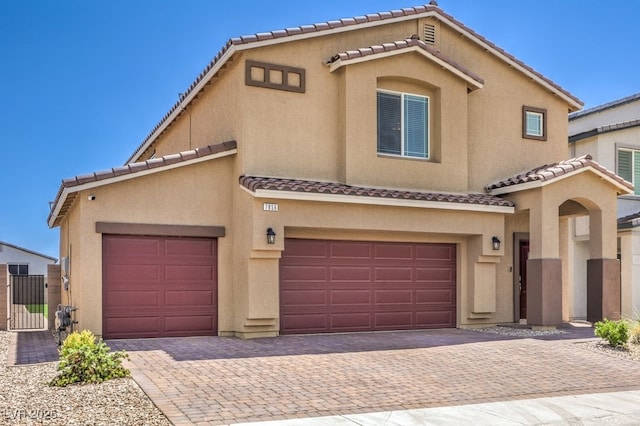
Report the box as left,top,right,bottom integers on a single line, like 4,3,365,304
519,241,530,319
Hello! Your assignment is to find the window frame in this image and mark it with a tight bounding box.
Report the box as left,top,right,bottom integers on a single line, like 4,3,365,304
522,106,547,141
617,147,640,196
8,264,29,275
377,89,430,160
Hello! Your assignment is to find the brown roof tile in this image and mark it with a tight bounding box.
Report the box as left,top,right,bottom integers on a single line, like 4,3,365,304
240,176,514,208
485,155,633,193
328,37,484,86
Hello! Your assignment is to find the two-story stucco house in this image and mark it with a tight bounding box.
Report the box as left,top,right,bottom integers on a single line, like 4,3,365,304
569,93,640,320
48,2,631,339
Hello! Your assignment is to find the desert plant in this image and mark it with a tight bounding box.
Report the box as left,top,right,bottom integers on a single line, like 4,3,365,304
49,330,130,387
628,320,640,345
594,318,629,347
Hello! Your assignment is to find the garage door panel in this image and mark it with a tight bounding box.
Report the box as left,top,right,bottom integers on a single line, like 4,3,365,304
164,290,214,307
374,312,413,328
416,267,454,282
281,239,456,334
374,267,413,282
104,316,161,338
103,235,217,339
374,244,414,260
330,290,371,305
374,289,413,304
416,289,455,304
415,244,455,261
281,265,327,282
165,265,215,281
330,242,372,259
164,315,215,333
330,266,371,282
281,290,327,306
330,313,372,329
105,290,159,307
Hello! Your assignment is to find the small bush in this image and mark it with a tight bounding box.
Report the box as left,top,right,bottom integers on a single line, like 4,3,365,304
628,320,640,345
49,330,130,387
594,318,629,347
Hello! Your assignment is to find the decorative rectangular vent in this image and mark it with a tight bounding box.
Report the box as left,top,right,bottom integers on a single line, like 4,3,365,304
245,60,305,93
424,24,436,45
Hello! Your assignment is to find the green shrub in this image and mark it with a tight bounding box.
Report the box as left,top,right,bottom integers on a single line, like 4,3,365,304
594,318,629,347
49,330,130,387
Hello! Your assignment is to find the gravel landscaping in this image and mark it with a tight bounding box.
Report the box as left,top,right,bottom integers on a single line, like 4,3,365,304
0,331,170,426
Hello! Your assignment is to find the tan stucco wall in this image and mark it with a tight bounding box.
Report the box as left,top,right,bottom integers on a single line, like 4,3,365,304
58,157,235,336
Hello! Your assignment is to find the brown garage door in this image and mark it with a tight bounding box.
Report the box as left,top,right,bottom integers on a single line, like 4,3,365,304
102,235,217,339
280,239,456,334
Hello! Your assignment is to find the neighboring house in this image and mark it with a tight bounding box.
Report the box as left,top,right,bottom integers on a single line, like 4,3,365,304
0,241,57,276
569,93,640,319
48,2,631,339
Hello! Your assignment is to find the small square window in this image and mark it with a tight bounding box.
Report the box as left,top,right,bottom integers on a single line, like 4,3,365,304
522,106,547,141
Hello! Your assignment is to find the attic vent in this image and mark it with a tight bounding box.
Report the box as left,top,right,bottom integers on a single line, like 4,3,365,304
424,24,436,45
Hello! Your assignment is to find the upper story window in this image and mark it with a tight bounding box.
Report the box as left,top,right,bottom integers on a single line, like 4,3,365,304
522,106,547,141
377,90,429,159
8,264,28,275
618,148,640,195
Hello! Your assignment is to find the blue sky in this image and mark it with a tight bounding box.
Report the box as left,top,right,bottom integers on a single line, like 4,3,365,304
1,0,639,258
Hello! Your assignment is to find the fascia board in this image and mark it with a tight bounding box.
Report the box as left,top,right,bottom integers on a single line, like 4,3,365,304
241,186,514,214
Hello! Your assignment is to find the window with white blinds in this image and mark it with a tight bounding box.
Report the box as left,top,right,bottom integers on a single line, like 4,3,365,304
377,90,429,159
618,148,640,195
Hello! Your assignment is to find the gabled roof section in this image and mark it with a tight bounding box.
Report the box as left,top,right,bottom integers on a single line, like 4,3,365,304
0,241,57,262
240,175,514,213
618,211,640,230
569,118,640,143
48,141,237,228
126,3,582,164
486,155,634,196
570,93,640,121
327,36,484,90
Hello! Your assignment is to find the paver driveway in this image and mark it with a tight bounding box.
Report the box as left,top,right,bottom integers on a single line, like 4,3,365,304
106,326,640,425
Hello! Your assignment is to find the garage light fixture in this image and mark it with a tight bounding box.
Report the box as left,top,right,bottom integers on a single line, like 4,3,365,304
266,228,276,245
492,236,501,251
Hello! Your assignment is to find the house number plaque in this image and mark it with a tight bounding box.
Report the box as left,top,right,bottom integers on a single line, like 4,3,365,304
263,203,279,212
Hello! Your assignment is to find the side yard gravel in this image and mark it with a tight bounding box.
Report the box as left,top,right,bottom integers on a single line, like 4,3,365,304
0,331,170,426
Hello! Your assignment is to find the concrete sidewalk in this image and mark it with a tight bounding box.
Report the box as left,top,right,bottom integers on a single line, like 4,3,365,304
236,390,640,425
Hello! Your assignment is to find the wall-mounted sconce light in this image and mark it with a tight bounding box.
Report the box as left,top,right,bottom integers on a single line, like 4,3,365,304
266,228,276,245
492,236,501,251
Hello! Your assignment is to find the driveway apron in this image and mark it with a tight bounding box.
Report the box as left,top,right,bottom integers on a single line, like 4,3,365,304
107,327,640,425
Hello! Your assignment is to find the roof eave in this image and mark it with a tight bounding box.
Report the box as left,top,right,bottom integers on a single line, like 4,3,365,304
241,186,514,214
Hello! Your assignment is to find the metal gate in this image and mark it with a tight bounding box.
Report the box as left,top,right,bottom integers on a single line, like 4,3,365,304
9,275,46,330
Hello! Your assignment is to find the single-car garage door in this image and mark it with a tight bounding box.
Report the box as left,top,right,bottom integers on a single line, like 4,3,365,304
103,235,217,339
280,239,456,334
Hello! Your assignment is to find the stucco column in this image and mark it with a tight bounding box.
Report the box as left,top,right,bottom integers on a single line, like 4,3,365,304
527,201,562,326
587,208,621,322
0,265,7,331
620,230,640,319
47,264,61,331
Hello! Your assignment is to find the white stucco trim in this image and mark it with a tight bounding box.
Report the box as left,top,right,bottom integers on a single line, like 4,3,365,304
241,186,514,214
488,166,634,196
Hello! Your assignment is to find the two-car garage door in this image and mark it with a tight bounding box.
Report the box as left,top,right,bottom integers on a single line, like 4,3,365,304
102,235,217,339
280,239,457,334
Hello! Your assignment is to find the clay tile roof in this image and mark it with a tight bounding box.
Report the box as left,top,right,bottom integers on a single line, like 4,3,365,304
618,211,640,229
485,155,634,193
240,175,514,208
328,37,484,86
48,141,237,227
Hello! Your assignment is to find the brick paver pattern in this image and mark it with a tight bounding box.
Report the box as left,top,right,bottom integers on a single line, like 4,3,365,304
108,330,640,425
